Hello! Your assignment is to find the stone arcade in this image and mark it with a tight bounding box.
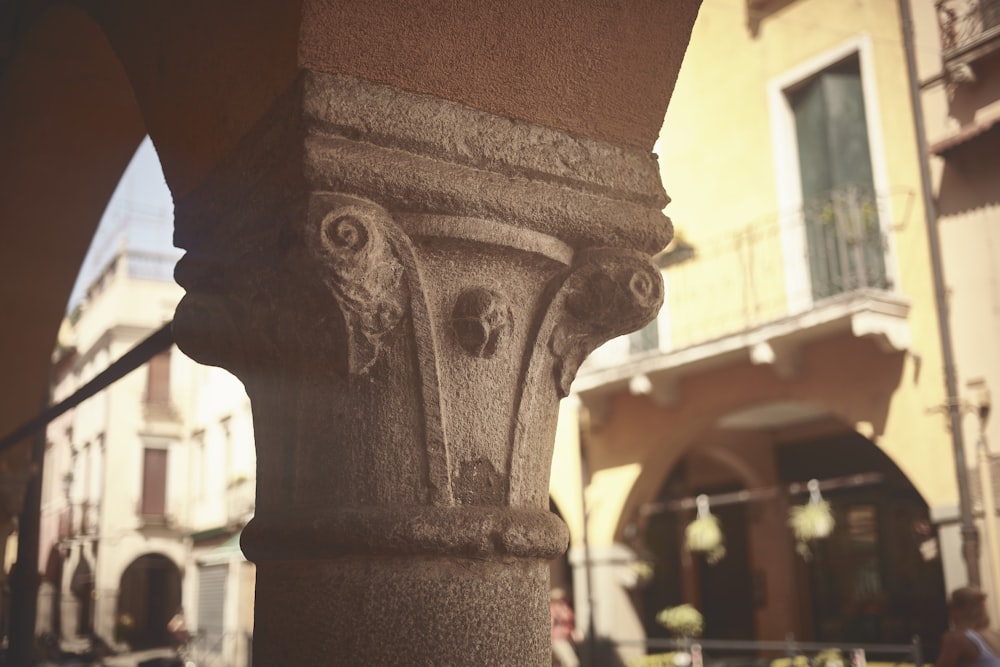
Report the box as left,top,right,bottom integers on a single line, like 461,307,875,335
0,2,700,663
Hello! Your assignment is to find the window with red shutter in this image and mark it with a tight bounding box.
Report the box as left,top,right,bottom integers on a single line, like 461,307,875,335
141,448,168,517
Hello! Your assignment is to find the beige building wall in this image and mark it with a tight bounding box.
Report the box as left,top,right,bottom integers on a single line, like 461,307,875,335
39,248,256,664
549,0,958,654
911,0,1000,603
552,0,952,549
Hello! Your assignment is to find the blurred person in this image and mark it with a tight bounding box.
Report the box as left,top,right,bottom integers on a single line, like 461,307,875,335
551,588,580,667
937,586,1000,667
167,606,190,649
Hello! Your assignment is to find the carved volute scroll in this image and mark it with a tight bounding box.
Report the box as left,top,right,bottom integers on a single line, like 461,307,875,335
505,247,664,507
550,248,664,397
313,204,406,374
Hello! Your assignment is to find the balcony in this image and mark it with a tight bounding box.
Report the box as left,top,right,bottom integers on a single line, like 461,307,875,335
937,0,1000,69
576,187,911,404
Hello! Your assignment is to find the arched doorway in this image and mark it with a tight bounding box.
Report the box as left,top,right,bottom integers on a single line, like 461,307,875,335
777,430,947,651
638,415,948,656
117,553,182,650
69,548,94,637
39,545,65,638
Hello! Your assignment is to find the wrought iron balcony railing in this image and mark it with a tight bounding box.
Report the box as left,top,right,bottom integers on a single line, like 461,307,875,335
584,186,913,371
937,0,1000,61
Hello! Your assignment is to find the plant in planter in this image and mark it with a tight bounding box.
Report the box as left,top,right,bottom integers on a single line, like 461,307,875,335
813,649,846,667
685,495,725,564
788,479,835,560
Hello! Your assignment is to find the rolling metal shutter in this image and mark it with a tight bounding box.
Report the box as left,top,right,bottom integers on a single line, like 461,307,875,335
197,563,227,654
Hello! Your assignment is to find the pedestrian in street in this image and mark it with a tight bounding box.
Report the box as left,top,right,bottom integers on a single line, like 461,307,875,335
551,588,581,667
937,586,1000,667
167,607,190,653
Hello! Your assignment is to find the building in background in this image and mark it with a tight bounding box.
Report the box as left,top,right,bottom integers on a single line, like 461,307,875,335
37,241,256,665
911,0,1000,619
24,3,1000,664
549,0,956,662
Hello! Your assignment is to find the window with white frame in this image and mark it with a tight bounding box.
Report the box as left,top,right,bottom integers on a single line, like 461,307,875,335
788,55,888,300
770,36,896,312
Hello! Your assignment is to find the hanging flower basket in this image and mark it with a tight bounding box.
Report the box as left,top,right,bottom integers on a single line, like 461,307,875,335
656,604,704,639
685,495,726,564
788,479,835,560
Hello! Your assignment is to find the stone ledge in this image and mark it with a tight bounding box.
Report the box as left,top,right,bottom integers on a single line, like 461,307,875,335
177,70,674,257
301,71,668,209
575,288,911,404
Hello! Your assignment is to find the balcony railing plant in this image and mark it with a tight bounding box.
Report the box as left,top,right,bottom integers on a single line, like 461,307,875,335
937,0,1000,58
802,184,889,302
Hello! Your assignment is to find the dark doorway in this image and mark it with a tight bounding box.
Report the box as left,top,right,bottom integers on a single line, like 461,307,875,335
640,465,687,645
42,546,65,638
778,431,949,658
697,498,754,640
70,550,94,636
640,427,947,656
117,553,181,650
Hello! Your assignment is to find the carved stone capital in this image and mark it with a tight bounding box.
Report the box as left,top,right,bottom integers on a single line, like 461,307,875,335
171,70,670,664
174,70,669,512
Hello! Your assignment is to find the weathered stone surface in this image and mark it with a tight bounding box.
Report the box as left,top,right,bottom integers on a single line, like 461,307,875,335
172,71,669,665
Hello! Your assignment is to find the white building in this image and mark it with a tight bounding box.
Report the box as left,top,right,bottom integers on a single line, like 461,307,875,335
38,248,256,666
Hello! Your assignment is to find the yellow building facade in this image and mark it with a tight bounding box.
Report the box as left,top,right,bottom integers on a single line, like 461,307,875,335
550,0,962,661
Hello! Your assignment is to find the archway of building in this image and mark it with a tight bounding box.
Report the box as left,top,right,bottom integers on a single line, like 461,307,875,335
0,4,146,475
69,547,95,637
624,400,948,658
0,0,298,455
116,552,182,651
38,545,65,639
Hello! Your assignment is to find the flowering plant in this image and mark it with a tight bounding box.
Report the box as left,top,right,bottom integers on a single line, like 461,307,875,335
656,604,704,638
685,495,725,564
788,479,835,559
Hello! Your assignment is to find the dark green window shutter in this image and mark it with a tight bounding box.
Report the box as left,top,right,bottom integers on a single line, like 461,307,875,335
790,56,887,300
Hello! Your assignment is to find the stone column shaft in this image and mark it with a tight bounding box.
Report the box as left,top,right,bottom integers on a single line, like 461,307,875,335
172,71,669,665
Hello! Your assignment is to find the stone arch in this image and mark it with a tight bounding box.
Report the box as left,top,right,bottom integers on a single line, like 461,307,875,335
622,399,948,647
614,389,919,544
36,545,65,638
116,552,182,650
0,3,145,449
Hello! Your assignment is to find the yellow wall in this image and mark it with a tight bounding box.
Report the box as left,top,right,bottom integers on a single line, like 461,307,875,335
551,0,957,552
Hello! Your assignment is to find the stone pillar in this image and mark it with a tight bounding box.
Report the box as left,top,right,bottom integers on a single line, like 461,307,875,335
172,71,670,665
